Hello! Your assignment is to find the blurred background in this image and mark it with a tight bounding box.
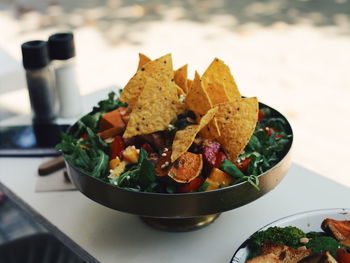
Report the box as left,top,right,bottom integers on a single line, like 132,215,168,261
0,0,349,184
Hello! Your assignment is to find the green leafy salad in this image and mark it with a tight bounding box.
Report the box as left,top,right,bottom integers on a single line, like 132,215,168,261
56,92,292,193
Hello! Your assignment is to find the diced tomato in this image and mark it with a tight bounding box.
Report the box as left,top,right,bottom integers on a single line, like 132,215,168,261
110,136,124,160
337,248,350,263
80,133,88,139
258,110,265,121
202,141,220,169
177,176,204,193
141,143,153,154
235,157,252,173
263,127,282,139
214,151,227,168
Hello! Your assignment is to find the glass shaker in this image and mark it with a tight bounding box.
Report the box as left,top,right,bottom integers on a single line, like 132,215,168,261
21,40,57,124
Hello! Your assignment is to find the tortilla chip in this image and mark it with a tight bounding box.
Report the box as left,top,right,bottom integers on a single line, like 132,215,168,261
171,81,187,114
137,53,151,70
176,84,186,97
216,97,258,161
123,77,181,138
185,71,220,138
174,64,188,93
120,54,174,108
202,58,241,105
171,107,218,162
187,79,193,90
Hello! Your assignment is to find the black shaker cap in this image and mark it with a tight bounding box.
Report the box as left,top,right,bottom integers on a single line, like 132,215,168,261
21,40,50,70
48,32,76,60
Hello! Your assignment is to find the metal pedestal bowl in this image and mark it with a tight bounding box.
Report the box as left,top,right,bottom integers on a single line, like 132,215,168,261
65,103,293,231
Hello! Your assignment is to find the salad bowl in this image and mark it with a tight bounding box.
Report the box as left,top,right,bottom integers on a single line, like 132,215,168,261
64,102,293,231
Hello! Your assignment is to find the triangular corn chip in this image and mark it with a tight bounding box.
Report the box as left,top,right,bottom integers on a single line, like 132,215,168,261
137,53,151,71
185,71,220,138
187,79,193,91
174,64,188,93
216,97,258,161
202,58,241,105
120,54,173,108
123,77,181,138
171,107,218,162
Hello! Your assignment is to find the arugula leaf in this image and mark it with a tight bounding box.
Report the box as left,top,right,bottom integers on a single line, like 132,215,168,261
56,131,109,179
221,159,245,179
93,91,127,113
78,112,102,134
139,150,157,191
113,149,158,192
221,159,260,190
246,135,261,152
198,182,210,192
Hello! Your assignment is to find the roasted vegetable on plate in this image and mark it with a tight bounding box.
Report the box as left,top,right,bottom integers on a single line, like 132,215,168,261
232,209,350,263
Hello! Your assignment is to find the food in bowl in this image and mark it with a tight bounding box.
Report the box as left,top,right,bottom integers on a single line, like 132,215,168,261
57,53,292,194
245,218,350,263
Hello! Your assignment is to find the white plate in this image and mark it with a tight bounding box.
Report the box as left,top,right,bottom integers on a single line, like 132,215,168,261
231,208,350,263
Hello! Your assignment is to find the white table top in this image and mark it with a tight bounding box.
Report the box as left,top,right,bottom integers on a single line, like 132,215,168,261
1,89,350,263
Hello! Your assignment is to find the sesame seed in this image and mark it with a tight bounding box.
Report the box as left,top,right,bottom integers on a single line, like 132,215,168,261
161,152,167,157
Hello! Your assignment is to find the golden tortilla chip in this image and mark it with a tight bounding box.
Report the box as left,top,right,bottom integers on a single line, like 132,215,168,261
202,58,241,105
137,53,151,70
171,81,187,114
216,97,258,161
120,54,174,108
185,71,220,138
187,79,193,91
123,77,181,138
174,64,188,93
171,107,218,162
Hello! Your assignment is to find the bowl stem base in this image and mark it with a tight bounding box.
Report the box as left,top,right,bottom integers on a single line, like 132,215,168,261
140,213,221,232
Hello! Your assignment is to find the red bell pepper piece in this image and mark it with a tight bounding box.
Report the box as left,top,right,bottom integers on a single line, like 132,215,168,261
80,133,88,139
263,127,282,139
177,176,204,193
214,151,227,168
258,109,265,121
337,248,350,263
110,136,124,160
235,157,252,173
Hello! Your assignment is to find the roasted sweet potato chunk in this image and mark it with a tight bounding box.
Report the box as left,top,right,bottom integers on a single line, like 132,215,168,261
99,108,126,131
97,126,124,139
155,151,172,177
203,168,233,191
168,152,203,183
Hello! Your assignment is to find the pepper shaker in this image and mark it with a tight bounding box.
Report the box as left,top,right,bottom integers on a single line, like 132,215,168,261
21,40,57,124
48,32,82,118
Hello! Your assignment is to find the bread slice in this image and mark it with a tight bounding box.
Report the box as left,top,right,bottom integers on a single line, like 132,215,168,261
260,241,312,263
246,253,282,263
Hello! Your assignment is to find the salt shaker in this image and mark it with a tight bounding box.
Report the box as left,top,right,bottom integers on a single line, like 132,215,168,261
21,40,57,124
48,32,82,118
